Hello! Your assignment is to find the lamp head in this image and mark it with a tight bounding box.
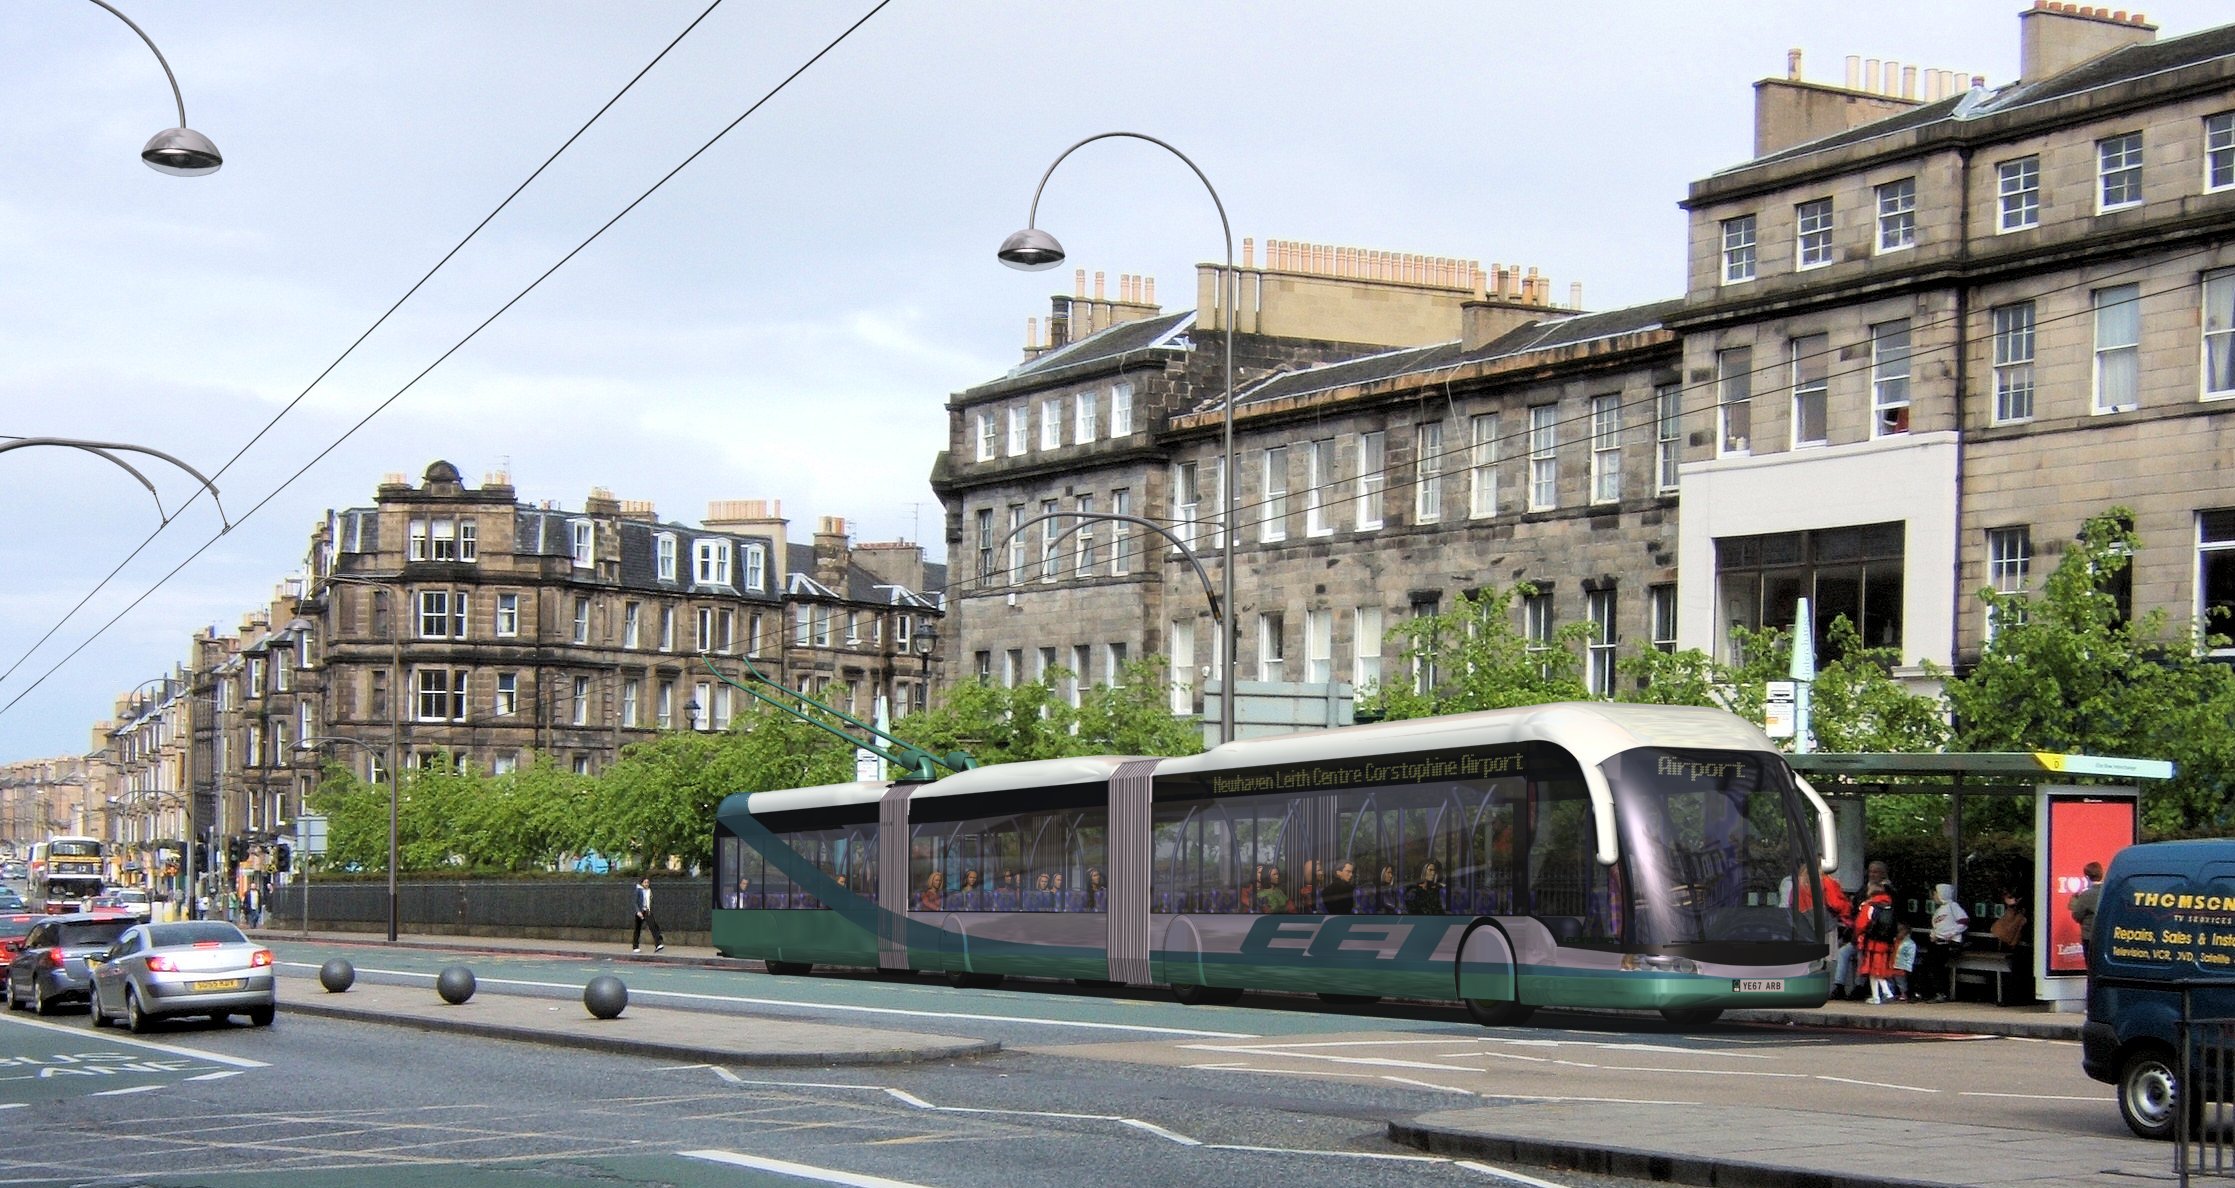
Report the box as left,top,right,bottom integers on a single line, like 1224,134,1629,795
141,127,223,177
996,226,1065,271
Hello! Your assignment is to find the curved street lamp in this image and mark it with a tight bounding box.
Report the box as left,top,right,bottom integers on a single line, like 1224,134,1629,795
298,735,398,942
84,0,223,176
0,437,232,530
998,131,1237,743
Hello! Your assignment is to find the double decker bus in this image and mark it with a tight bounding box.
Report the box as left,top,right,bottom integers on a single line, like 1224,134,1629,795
27,836,105,914
713,702,1839,1027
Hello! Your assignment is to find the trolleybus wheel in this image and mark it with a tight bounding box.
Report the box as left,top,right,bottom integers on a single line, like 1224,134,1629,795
947,971,1005,990
764,961,812,976
1171,983,1243,1007
1318,993,1381,1006
1465,998,1535,1027
1659,1006,1724,1027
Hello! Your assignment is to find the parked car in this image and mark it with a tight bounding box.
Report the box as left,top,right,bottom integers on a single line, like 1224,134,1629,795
0,914,39,961
2080,839,2235,1139
0,886,25,911
89,890,153,920
88,920,275,1032
2,914,133,1015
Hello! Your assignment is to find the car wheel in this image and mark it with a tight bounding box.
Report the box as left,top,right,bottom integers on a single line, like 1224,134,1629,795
1660,1006,1725,1027
1465,997,1536,1027
247,1004,275,1028
2121,1046,2187,1141
89,993,111,1028
124,987,154,1035
1,975,14,1011
32,988,54,1017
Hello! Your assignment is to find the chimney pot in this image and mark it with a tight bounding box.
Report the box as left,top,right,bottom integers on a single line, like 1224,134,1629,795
1845,54,1862,89
1569,280,1583,309
1074,268,1086,298
1094,270,1105,299
1786,47,1802,81
1145,276,1156,304
1865,58,1881,92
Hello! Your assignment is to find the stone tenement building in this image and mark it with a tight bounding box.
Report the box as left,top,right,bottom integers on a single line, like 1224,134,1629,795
940,3,2235,717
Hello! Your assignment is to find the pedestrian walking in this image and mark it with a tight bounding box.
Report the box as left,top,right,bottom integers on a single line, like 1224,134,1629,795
631,876,665,953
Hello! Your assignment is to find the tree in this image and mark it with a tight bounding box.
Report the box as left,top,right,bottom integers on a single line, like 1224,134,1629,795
1943,507,2235,834
1359,584,1592,720
586,703,855,872
892,658,1204,765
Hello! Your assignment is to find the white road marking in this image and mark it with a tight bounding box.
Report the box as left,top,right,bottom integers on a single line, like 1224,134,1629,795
1121,1118,1202,1146
711,1067,743,1083
1480,1037,1771,1060
1587,1065,1807,1079
650,1063,712,1072
1472,1093,1700,1105
0,1013,268,1068
1381,1075,1477,1095
0,1103,24,1110
882,1087,935,1109
680,1149,933,1187
1815,1074,1938,1093
87,1084,163,1097
1190,1065,1383,1081
185,1070,244,1082
1205,1144,1448,1162
284,964,1254,1038
1455,1159,1579,1187
1960,1090,2106,1102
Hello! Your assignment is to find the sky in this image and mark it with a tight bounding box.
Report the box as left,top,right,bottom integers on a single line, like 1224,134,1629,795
3,0,2228,759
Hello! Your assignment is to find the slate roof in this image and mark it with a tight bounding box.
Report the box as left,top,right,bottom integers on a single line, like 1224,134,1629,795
968,309,1195,396
783,543,943,608
1201,298,1685,415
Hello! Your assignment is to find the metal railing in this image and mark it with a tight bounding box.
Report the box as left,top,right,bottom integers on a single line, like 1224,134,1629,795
2179,991,2235,1184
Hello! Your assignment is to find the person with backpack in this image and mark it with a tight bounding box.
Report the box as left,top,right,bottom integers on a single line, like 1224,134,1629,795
1856,881,1900,1004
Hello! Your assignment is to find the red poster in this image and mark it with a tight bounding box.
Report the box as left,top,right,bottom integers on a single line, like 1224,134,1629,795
2045,797,2138,975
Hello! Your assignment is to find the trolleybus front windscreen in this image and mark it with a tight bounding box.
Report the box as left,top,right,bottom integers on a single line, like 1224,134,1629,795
1607,748,1819,950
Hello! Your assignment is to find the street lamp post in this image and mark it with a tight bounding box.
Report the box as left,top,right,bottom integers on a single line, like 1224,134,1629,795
298,735,398,942
81,0,224,175
914,621,938,713
999,132,1238,743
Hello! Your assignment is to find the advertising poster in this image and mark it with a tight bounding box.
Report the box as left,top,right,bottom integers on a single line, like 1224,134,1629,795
2043,792,2139,976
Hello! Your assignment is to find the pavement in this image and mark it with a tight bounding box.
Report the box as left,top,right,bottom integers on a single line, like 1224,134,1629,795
256,928,2136,1188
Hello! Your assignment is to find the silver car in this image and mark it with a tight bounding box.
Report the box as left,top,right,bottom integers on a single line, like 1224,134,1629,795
88,921,276,1032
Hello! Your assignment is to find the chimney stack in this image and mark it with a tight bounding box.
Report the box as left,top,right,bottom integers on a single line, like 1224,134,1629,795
2019,1,2155,83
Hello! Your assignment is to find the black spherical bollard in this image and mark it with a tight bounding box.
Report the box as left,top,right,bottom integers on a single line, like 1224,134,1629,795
318,959,355,993
583,975,627,1020
435,965,476,1005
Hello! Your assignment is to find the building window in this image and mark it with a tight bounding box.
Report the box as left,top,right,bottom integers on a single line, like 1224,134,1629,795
495,672,518,717
1110,489,1133,574
1876,178,1916,252
1262,446,1290,540
2098,132,2143,211
495,592,519,637
1586,588,1617,696
1721,214,1757,283
1104,641,1127,679
743,544,765,591
622,679,641,728
1109,382,1134,437
1412,424,1442,523
1356,431,1386,529
694,539,732,587
974,651,992,684
1791,334,1829,447
696,607,714,652
813,606,832,647
1304,609,1332,683
975,508,995,582
1987,526,2032,642
2205,270,2235,400
1352,605,1383,689
1871,320,1912,436
2094,284,2142,413
1168,619,1195,714
1003,649,1022,688
2200,511,2235,652
1006,406,1027,456
2209,113,2235,192
1007,506,1027,582
622,601,641,649
1074,389,1096,443
792,604,811,647
1997,156,2040,231
417,669,467,722
571,676,590,725
570,520,594,567
1175,462,1202,548
657,680,675,729
1074,494,1097,576
1992,302,2037,422
1655,383,1681,493
1257,612,1285,682
1649,583,1677,654
1410,594,1441,693
1034,397,1058,450
1716,522,1905,662
1528,405,1557,511
1306,439,1334,535
572,597,590,644
1039,498,1060,580
1717,346,1753,455
659,605,675,651
1468,414,1497,518
656,533,677,582
975,412,996,461
1522,591,1554,677
1069,644,1092,707
417,589,466,639
1589,394,1621,504
747,611,764,656
1794,197,1833,269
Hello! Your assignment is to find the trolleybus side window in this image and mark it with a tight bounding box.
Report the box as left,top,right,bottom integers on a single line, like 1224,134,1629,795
910,791,1109,913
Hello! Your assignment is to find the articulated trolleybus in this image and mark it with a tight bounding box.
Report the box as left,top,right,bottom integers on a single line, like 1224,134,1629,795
713,702,1839,1026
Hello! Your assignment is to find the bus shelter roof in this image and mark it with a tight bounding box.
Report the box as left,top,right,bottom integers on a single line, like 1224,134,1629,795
1787,751,2173,782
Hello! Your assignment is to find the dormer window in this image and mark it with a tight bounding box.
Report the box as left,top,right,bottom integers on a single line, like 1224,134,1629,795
743,544,766,591
655,533,677,582
570,519,594,567
694,538,733,587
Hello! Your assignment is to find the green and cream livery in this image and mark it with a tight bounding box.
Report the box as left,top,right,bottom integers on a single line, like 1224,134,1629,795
713,702,1837,1026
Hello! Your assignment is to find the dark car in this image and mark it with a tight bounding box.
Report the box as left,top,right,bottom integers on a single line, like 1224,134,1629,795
0,887,24,912
2,914,133,1015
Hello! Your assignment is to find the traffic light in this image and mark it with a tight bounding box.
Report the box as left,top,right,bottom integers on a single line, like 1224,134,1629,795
274,843,292,874
228,837,247,864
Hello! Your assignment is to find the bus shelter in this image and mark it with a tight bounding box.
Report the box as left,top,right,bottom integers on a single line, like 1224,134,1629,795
1788,751,2172,1010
